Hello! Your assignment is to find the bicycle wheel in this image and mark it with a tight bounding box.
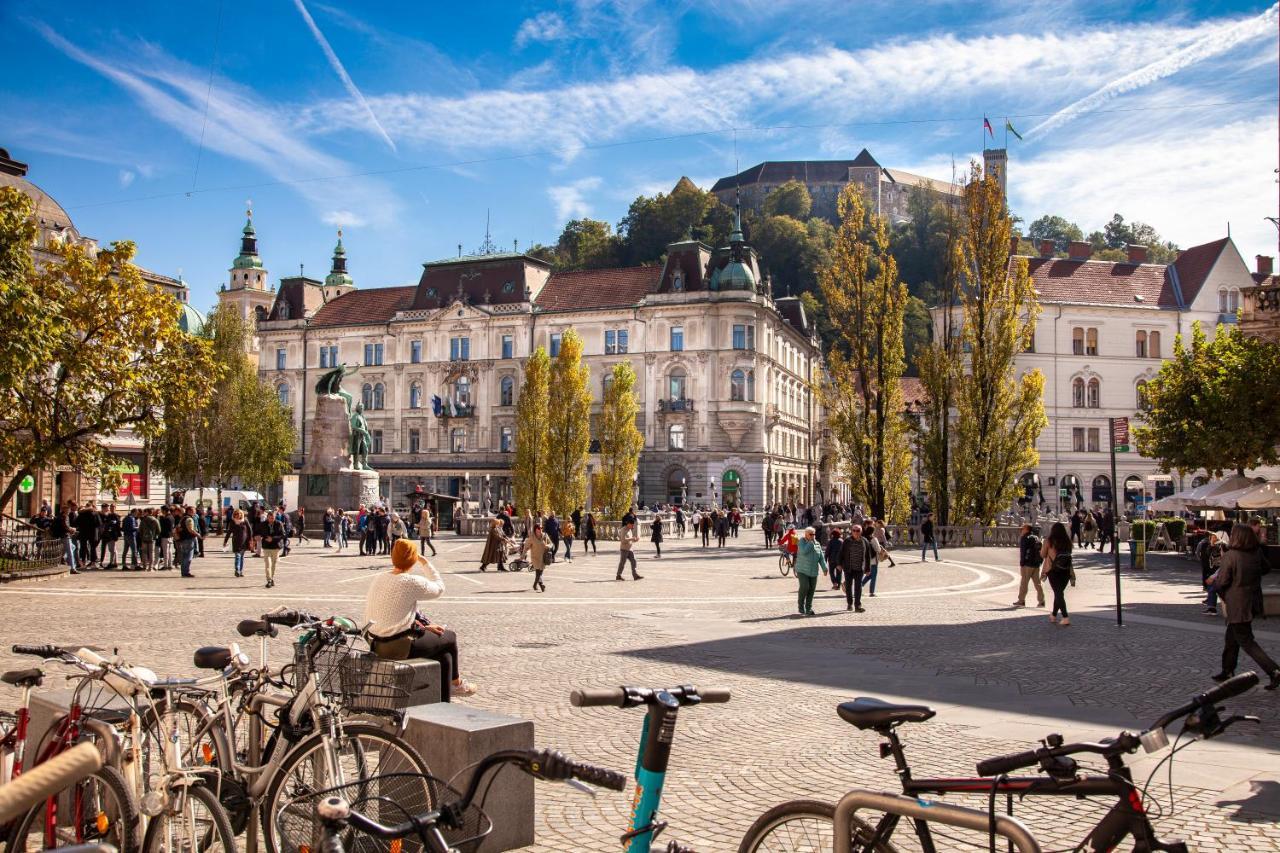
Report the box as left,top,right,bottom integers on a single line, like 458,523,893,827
738,800,898,853
6,764,140,853
779,554,791,576
262,723,431,853
141,782,236,853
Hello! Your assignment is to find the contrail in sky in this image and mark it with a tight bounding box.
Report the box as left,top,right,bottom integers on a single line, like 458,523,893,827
291,0,397,153
1027,3,1278,140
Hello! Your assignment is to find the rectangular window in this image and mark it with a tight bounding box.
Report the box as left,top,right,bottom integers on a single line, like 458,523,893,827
276,348,286,371
617,329,628,354
371,430,383,454
451,428,466,453
449,337,470,361
408,429,420,454
501,334,514,359
604,330,616,354
363,343,383,366
1085,328,1098,357
550,333,562,357
500,426,514,453
319,347,328,369
1087,427,1100,453
1023,332,1035,353
732,324,755,350
327,345,337,367
670,326,684,351
1072,428,1085,453
410,340,422,364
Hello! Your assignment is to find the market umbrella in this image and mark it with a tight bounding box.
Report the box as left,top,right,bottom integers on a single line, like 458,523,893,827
1183,475,1259,508
1232,480,1280,511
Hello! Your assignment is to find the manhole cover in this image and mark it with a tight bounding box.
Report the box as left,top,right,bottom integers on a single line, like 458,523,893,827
512,641,560,649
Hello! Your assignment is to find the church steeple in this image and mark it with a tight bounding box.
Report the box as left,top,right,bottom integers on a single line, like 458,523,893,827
730,188,745,252
232,206,264,272
323,228,356,299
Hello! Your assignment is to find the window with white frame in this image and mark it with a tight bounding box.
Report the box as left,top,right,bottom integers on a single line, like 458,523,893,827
730,369,747,401
364,342,383,366
409,382,422,409
501,334,514,359
604,329,629,354
1072,427,1086,453
454,376,471,408
410,340,422,363
449,337,470,361
277,383,289,407
500,426,514,452
668,369,687,401
500,376,514,406
1087,427,1100,453
669,423,686,450
732,323,755,350
276,348,286,370
549,333,562,357
1219,287,1229,313
408,429,420,454
670,326,684,351
450,428,466,453
371,430,383,454
1086,377,1100,408
1072,378,1085,408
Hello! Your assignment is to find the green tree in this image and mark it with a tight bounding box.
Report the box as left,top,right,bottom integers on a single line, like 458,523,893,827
1134,322,1280,476
1096,213,1179,263
555,218,622,270
546,330,592,516
0,189,55,394
1027,214,1083,253
513,347,552,513
618,179,732,264
152,303,294,504
597,362,643,519
817,184,912,521
951,163,1047,523
0,210,216,507
902,295,932,378
762,180,812,220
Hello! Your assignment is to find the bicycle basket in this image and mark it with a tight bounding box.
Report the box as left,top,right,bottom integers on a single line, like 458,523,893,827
294,643,415,714
274,772,492,853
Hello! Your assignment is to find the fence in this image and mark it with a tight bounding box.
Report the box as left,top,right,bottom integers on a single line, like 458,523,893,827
0,515,64,579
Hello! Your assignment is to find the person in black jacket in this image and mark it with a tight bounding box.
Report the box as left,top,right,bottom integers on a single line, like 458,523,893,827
825,528,844,590
223,509,254,578
53,502,79,574
920,513,939,561
544,513,561,564
1014,524,1045,607
1211,523,1280,690
157,508,175,569
839,525,873,612
76,505,100,569
582,513,597,554
98,503,121,569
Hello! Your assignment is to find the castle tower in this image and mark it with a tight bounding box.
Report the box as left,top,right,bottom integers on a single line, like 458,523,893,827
217,207,276,347
983,148,1008,200
323,229,356,302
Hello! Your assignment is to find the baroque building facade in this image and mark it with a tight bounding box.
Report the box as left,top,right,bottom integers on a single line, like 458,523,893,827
239,210,827,512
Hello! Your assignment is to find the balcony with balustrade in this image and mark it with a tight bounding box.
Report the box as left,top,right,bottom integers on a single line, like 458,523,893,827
1241,282,1280,343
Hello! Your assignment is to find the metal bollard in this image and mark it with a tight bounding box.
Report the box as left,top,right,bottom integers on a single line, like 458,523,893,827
832,790,1042,853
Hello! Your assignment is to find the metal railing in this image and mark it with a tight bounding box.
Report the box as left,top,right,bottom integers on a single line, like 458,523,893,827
833,790,1042,853
0,514,64,577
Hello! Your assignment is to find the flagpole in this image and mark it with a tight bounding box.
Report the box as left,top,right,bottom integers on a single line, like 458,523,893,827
1003,116,1008,149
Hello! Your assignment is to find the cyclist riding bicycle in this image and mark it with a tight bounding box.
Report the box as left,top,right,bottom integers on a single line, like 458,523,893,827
778,525,799,560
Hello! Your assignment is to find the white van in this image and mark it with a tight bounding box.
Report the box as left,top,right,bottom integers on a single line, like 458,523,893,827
181,490,267,512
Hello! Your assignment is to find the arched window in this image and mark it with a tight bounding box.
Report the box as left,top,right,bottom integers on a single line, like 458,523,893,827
1085,327,1098,356
1148,331,1161,358
1072,377,1085,408
1092,474,1112,503
1136,380,1149,408
361,383,373,409
254,305,267,323
1135,330,1147,358
669,424,686,450
454,376,471,409
1219,287,1229,313
277,383,289,407
1191,475,1209,489
409,382,422,409
372,383,385,410
1228,288,1240,313
730,369,746,401
1086,377,1100,408
668,368,687,401
499,376,514,407
747,369,756,402
1072,327,1085,356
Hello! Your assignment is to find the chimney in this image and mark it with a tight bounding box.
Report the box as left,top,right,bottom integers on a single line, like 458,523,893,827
1126,244,1148,264
1009,235,1021,256
1039,239,1055,258
1067,241,1092,260
1257,254,1274,277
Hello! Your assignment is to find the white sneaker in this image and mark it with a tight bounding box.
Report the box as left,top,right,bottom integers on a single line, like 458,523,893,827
1049,614,1058,624
1060,617,1070,626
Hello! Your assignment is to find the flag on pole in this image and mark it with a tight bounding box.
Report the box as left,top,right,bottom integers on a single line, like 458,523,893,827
1005,118,1023,141
983,116,994,138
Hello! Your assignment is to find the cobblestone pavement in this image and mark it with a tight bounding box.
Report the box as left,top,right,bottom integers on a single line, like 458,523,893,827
1,534,1278,851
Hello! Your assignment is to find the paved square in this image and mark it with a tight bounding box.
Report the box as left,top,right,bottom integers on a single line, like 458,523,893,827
2,533,1277,851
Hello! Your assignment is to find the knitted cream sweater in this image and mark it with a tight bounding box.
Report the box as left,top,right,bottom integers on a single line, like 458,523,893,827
364,563,445,638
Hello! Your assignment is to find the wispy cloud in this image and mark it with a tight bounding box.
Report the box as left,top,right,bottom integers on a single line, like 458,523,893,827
118,170,135,188
290,0,396,152
1027,3,1278,139
322,209,365,228
548,176,603,221
515,12,568,48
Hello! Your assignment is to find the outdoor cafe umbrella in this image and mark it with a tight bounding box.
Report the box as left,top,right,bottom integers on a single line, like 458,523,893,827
1231,480,1280,511
1183,474,1260,509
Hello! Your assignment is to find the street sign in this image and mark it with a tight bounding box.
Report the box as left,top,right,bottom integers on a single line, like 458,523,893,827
17,475,34,494
1112,418,1129,452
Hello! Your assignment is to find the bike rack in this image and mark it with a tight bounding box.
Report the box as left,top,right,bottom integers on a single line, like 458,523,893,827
833,789,1043,853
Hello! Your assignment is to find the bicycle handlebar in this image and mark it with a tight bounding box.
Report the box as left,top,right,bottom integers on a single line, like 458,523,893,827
0,742,103,824
570,685,731,708
976,671,1261,777
13,644,63,659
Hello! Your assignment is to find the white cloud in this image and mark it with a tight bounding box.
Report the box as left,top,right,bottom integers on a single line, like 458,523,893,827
118,169,135,188
548,176,603,221
515,12,568,48
322,209,366,228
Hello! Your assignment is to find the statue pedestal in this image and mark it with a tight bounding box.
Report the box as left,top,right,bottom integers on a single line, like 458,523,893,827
300,394,381,518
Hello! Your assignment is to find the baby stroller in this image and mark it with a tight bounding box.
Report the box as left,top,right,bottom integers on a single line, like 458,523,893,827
506,540,530,572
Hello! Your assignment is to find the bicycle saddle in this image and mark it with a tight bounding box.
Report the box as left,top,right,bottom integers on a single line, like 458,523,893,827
1,668,43,687
837,697,936,730
193,646,232,670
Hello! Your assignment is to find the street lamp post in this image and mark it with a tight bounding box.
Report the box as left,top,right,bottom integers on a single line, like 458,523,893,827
680,477,687,506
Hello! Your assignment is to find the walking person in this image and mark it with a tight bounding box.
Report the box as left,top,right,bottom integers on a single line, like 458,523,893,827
295,507,310,545
616,521,643,581
139,508,159,571
544,513,561,564
336,510,350,551
53,502,78,574
1040,522,1075,625
1211,523,1280,690
561,517,576,561
323,508,334,548
223,509,253,578
839,524,873,613
675,507,685,538
418,504,437,556
520,523,552,592
121,509,140,570
582,512,598,555
716,512,729,547
650,516,664,558
174,506,201,578
1082,511,1097,550
700,512,712,547
794,527,828,616
76,503,100,569
258,509,286,588
194,506,209,558
825,527,844,590
1013,523,1046,607
919,512,940,561
479,518,508,572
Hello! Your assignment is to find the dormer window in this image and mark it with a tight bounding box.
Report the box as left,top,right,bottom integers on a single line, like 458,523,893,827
672,271,684,292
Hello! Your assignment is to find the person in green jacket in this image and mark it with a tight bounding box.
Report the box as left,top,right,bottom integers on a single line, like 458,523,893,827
794,526,828,616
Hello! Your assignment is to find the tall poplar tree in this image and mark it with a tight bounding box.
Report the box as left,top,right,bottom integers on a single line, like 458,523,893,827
513,347,551,513
597,362,643,519
952,163,1047,523
546,330,592,516
817,184,912,520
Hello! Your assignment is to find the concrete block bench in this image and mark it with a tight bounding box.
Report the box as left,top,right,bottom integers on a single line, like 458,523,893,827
402,704,535,852
400,658,443,706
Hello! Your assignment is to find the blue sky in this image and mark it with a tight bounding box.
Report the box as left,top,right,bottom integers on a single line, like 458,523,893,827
3,1,1277,311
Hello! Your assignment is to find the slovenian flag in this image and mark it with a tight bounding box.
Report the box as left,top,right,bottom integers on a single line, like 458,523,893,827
983,116,994,138
1005,118,1024,141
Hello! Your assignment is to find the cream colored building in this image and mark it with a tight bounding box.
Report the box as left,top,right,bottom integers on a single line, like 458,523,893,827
237,211,827,511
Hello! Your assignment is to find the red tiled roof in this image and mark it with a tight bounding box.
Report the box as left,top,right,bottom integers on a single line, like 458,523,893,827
535,266,662,311
900,377,927,409
309,286,415,327
1171,237,1228,306
1017,256,1174,307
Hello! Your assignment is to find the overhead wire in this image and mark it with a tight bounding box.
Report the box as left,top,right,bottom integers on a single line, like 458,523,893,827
64,95,1278,212
189,0,226,192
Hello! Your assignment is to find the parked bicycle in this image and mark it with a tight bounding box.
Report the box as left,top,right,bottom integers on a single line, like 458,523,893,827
571,684,730,853
0,740,117,853
739,672,1261,852
275,747,625,853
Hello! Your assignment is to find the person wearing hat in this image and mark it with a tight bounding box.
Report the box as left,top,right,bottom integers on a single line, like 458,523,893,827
365,538,477,699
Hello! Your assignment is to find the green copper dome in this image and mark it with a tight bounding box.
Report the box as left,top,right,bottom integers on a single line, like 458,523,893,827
177,302,206,335
325,230,353,288
719,259,755,290
233,213,264,270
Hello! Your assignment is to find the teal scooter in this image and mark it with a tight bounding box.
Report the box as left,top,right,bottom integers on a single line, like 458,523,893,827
571,684,731,853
